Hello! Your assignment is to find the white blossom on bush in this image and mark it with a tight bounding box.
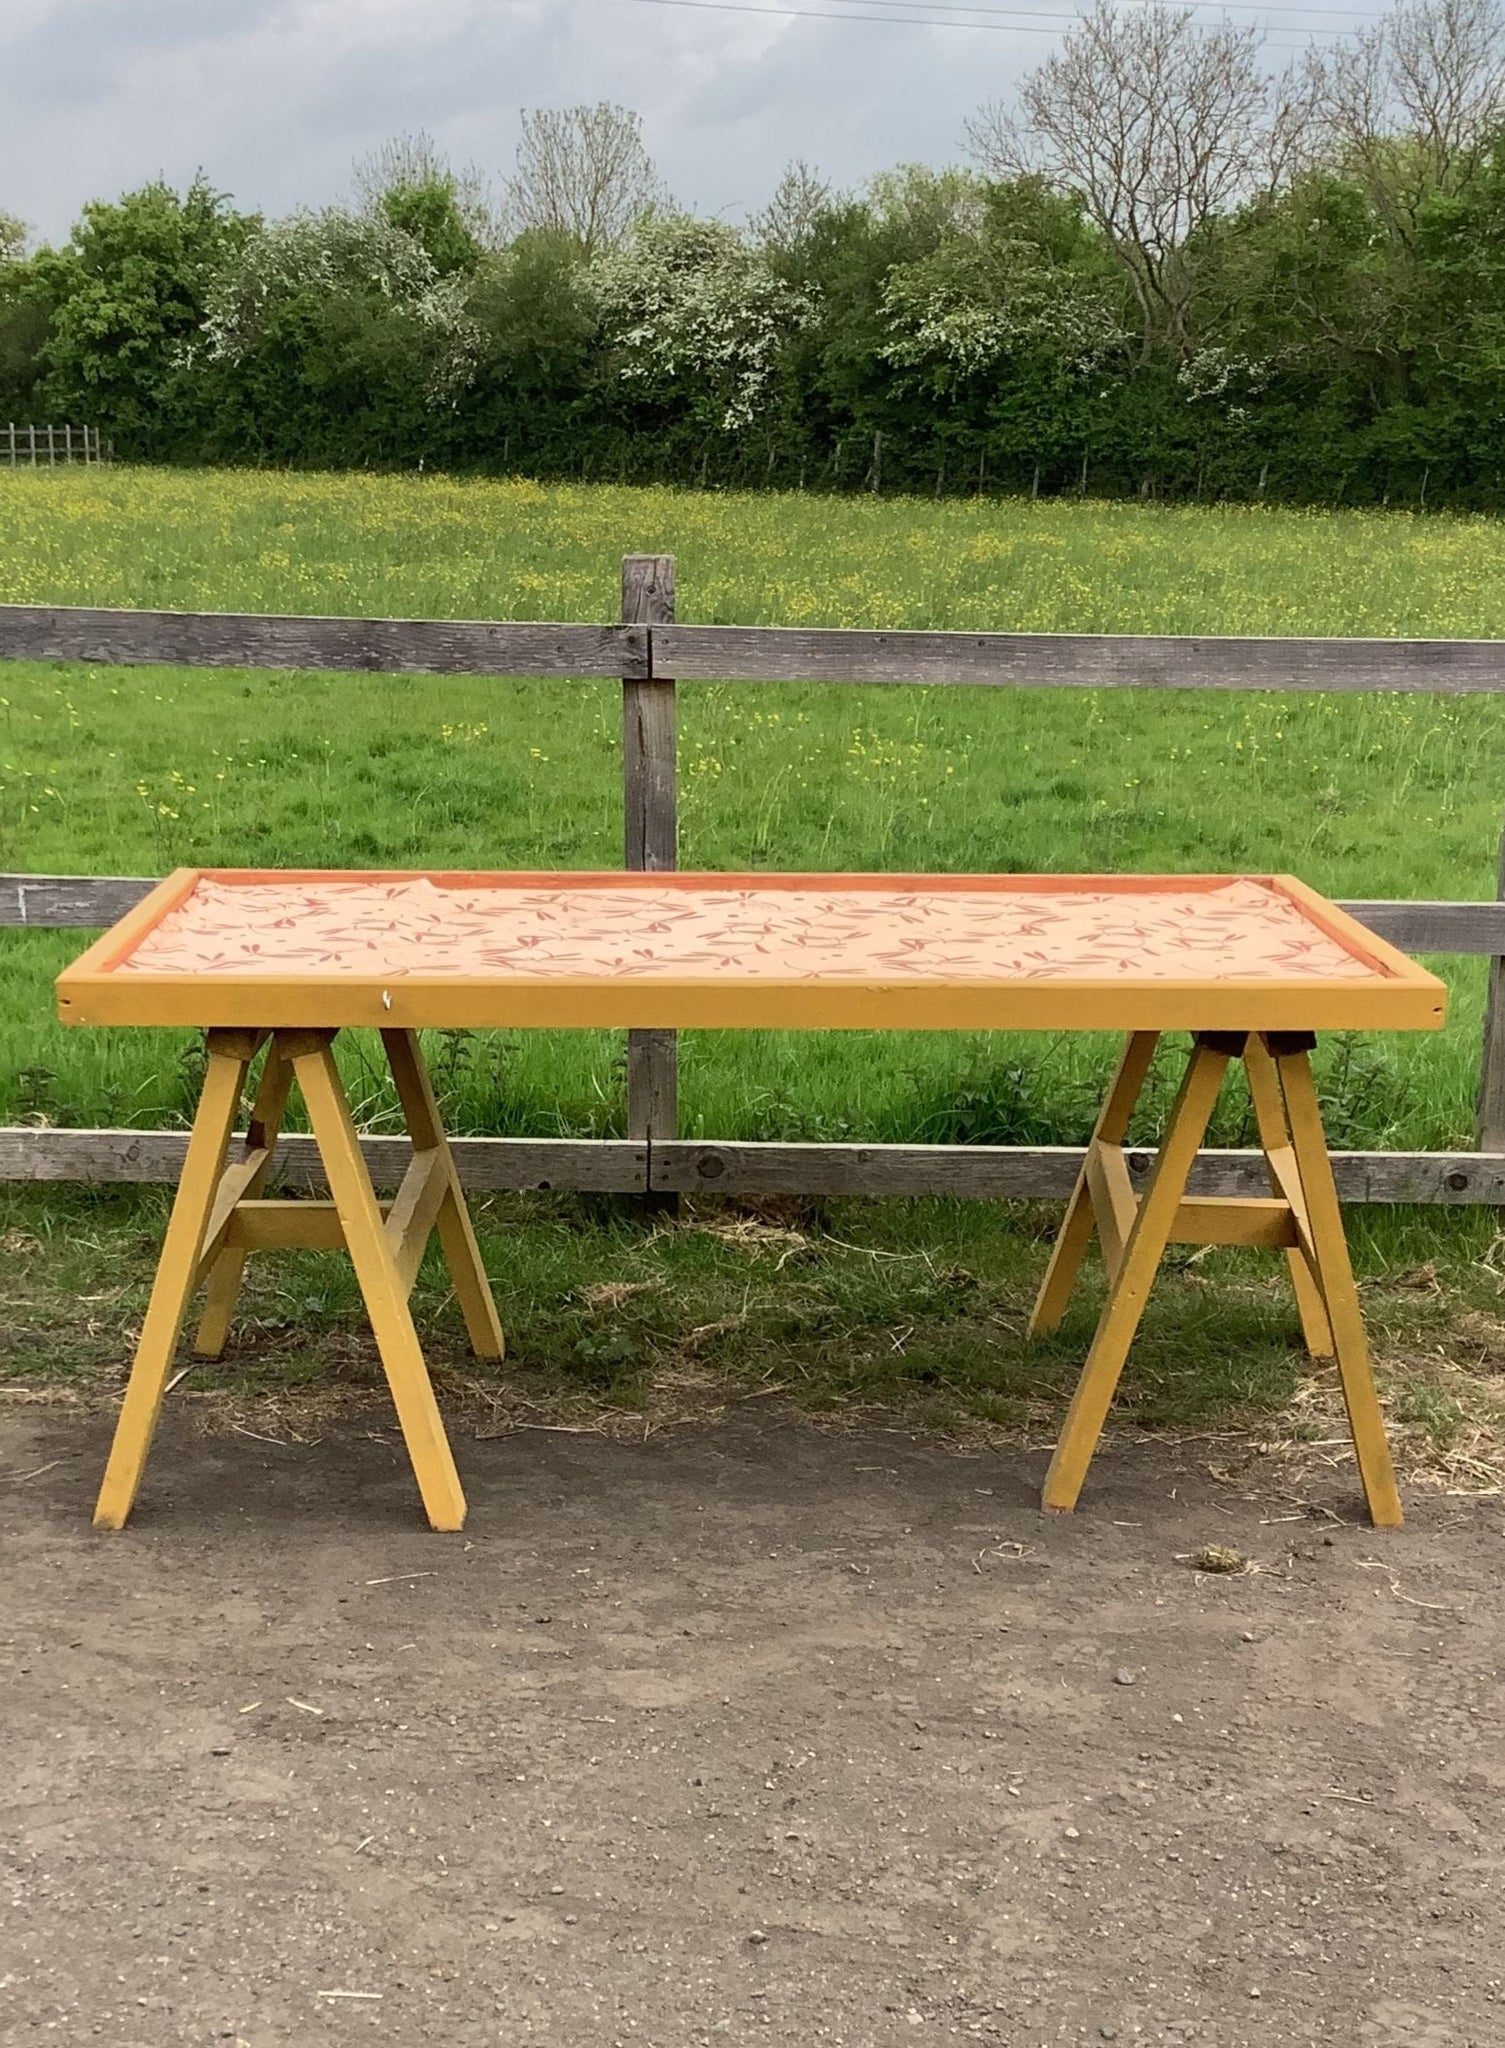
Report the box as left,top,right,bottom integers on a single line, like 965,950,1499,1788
588,215,814,431
1176,346,1276,403
882,233,1121,379
199,210,482,398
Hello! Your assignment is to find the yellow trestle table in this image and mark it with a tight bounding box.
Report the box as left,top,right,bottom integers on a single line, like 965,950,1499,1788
57,868,1447,1532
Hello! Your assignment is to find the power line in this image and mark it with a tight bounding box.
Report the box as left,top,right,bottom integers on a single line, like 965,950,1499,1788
625,0,1057,37
624,0,1357,41
652,0,1382,20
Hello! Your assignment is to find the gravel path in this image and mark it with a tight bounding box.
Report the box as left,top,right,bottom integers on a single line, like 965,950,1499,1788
2,1405,1501,2046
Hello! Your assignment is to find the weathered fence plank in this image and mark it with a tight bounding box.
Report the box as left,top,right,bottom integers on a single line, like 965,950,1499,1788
653,624,1505,694
1339,901,1505,952
0,1127,647,1193
649,1142,1505,1203
12,610,1505,695
2,1126,1502,1203
649,1141,1505,1203
651,1141,1505,1203
0,604,647,678
4,875,157,927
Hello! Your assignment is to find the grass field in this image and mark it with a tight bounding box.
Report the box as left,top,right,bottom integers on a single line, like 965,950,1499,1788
6,465,1505,1147
6,464,1505,1477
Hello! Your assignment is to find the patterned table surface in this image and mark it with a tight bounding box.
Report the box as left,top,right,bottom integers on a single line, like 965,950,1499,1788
57,870,1447,1033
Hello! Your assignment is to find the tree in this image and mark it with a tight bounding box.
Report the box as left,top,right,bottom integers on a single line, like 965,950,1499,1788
788,167,992,476
1307,0,1505,244
354,131,494,266
750,160,835,255
37,179,255,450
502,104,666,257
0,218,47,416
461,231,600,471
589,215,811,432
967,1,1309,359
878,175,1128,489
379,180,484,278
201,207,482,445
882,176,1122,382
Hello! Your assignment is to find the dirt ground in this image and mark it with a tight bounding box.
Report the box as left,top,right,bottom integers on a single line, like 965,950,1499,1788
2,1403,1502,2048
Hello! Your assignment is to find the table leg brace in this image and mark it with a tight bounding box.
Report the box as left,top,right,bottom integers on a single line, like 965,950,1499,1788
192,1038,294,1361
1274,1043,1402,1528
93,1029,261,1530
1042,1037,1232,1513
290,1033,468,1532
1031,1032,1160,1340
381,1029,504,1363
1244,1035,1334,1362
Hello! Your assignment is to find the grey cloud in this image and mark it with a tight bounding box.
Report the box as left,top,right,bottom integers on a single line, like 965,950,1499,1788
3,0,1037,241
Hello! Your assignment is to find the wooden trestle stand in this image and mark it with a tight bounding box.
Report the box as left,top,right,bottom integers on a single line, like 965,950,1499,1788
1031,1029,1402,1526
92,1028,504,1534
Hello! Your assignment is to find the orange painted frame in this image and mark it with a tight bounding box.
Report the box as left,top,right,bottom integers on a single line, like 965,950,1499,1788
55,869,1447,1036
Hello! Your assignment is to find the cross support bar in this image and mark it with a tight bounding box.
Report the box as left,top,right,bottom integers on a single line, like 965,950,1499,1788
1168,1197,1299,1249
385,1149,450,1293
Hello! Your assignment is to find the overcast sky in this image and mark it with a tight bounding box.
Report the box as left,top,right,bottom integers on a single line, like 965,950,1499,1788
5,0,1379,246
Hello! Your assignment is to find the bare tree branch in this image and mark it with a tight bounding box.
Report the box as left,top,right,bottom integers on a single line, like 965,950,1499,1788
502,104,668,258
1308,0,1505,242
749,160,836,252
352,131,496,242
967,1,1305,359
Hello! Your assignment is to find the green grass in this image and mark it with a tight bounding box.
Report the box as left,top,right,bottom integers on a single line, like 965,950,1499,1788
5,465,1505,1147
5,1185,1503,1488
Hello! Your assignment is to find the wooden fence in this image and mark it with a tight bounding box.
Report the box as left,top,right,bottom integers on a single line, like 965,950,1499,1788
6,551,1505,1204
4,424,111,468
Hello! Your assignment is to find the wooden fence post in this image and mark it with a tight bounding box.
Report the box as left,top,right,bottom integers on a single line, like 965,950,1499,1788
621,555,678,1163
1477,812,1505,1149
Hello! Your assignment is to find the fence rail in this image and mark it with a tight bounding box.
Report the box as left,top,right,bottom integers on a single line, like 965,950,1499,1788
1,1127,1502,1204
652,624,1505,695
6,558,1505,1198
0,604,642,676
14,602,1505,693
4,424,110,468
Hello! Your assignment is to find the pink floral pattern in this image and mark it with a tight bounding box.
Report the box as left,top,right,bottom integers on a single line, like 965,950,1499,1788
113,875,1385,984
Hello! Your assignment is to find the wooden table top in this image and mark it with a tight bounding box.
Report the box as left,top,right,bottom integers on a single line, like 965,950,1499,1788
56,869,1446,1034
